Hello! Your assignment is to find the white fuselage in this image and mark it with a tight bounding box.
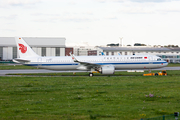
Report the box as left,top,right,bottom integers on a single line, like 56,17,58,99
24,55,168,71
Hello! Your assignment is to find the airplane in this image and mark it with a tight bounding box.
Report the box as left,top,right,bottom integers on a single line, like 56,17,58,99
13,37,168,77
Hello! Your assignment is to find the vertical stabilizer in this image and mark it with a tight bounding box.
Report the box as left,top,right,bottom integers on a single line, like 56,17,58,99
101,52,105,56
15,37,39,58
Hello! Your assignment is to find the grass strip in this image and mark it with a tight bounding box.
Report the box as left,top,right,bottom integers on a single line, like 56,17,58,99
0,71,180,119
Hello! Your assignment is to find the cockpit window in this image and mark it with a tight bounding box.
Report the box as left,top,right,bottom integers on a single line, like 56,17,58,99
157,58,162,61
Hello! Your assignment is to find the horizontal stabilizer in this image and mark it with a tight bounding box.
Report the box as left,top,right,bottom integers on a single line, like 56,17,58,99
13,58,30,63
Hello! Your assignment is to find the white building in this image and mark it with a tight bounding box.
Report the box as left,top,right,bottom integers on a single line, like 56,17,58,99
98,46,180,63
1,37,180,63
0,37,66,60
73,46,98,56
98,46,180,56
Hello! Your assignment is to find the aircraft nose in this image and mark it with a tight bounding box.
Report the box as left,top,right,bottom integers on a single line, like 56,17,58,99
162,62,168,67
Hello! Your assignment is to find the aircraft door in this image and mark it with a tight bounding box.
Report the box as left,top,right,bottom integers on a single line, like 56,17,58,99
149,56,153,64
149,56,153,61
37,57,42,66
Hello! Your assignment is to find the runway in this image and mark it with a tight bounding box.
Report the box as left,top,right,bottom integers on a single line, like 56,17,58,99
0,67,180,76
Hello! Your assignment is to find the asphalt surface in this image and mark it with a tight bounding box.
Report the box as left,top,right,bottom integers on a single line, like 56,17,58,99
0,67,180,76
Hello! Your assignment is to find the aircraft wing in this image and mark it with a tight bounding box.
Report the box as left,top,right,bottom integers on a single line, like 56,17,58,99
70,54,101,69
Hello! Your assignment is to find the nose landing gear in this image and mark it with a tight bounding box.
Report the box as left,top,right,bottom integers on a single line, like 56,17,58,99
89,73,93,77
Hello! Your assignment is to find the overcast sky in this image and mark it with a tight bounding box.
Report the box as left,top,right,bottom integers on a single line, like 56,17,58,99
0,0,180,46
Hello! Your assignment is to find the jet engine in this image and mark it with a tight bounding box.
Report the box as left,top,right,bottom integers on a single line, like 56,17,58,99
100,66,115,74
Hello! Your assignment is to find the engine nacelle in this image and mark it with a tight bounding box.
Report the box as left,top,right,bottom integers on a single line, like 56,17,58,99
101,66,115,74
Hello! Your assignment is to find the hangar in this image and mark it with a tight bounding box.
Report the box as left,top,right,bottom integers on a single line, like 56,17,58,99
0,37,66,61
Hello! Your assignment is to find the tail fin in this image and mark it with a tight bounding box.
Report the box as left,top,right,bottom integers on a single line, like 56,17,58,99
101,52,105,56
15,37,39,58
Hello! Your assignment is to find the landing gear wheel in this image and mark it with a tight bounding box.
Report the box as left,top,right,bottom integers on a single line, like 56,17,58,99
89,73,93,77
155,73,158,76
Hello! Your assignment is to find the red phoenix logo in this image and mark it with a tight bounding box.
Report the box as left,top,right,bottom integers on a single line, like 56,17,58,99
18,43,27,53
